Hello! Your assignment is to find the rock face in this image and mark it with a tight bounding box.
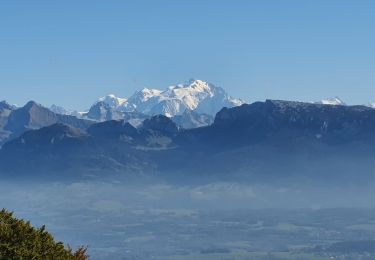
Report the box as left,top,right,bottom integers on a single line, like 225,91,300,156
2,100,375,182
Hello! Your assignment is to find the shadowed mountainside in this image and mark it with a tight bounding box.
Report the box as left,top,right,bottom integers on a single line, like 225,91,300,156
0,101,94,145
1,100,375,183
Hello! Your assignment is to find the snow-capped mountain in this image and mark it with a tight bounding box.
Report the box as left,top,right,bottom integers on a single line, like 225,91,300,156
87,79,244,121
16,79,242,128
125,88,163,113
97,94,128,110
317,97,346,106
147,79,243,116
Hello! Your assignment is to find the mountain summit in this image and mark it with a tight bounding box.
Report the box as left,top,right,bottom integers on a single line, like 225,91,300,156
85,79,243,121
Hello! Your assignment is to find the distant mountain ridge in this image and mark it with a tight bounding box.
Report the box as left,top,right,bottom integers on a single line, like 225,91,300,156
0,101,93,145
2,78,375,156
0,78,238,144
2,99,375,181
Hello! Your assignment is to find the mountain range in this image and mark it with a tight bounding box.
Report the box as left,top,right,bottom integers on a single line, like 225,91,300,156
51,79,243,122
85,79,243,118
2,98,375,184
0,100,93,145
0,79,241,145
2,79,375,184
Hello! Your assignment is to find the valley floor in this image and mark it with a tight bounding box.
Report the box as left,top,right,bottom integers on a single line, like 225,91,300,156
2,181,375,259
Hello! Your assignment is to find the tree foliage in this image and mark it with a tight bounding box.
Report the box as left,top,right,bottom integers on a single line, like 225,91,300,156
0,209,88,259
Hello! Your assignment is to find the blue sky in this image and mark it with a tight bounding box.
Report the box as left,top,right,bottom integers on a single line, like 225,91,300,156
1,0,375,110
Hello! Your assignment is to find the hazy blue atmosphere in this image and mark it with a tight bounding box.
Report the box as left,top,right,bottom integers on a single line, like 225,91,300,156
1,0,375,110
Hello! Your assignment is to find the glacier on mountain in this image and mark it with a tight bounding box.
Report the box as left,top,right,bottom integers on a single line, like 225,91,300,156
90,79,244,119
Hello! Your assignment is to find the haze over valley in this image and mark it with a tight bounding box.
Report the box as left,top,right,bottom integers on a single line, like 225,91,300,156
2,80,375,258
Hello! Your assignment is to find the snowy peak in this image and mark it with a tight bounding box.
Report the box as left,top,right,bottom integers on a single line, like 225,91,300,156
168,79,214,97
158,79,244,115
137,88,163,101
55,79,244,123
86,79,244,120
126,88,162,113
164,79,216,110
97,94,128,109
318,97,346,106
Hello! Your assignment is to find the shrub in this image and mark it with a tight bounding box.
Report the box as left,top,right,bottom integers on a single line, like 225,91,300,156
0,209,88,259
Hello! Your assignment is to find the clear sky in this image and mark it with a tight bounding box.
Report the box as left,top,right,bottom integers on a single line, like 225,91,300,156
1,0,375,110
